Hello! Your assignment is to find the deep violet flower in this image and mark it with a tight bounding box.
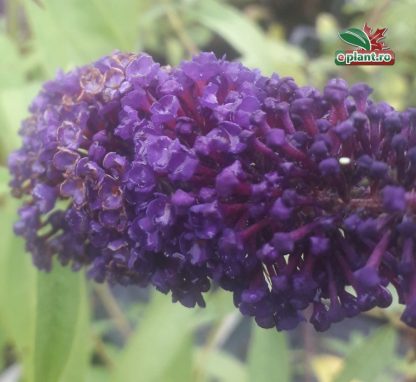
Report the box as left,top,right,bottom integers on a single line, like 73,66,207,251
9,51,416,331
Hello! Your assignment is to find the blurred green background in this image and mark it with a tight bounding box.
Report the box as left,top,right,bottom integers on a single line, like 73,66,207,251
1,0,416,381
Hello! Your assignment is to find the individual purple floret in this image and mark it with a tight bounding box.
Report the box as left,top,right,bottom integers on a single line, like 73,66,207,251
9,51,416,331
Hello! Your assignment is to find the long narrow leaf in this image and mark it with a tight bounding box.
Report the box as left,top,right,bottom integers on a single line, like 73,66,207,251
0,83,40,154
0,198,37,380
59,276,90,382
188,0,305,79
33,265,85,382
247,321,291,382
111,292,195,382
188,0,265,57
23,0,144,75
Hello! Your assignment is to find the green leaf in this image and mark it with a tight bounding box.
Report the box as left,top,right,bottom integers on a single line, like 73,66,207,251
248,321,292,382
0,166,9,195
87,367,111,382
195,348,247,382
194,289,235,327
323,330,368,357
247,321,291,382
0,197,37,379
59,277,90,382
0,35,25,88
339,27,371,50
33,264,86,382
23,0,145,76
0,82,41,157
242,39,305,81
334,325,397,382
188,0,305,81
0,318,8,371
111,292,195,382
163,334,193,382
188,0,265,57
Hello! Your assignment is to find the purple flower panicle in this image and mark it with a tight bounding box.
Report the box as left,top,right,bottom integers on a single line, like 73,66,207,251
9,51,416,331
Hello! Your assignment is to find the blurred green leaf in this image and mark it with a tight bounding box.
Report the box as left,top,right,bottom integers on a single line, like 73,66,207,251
33,264,87,382
189,0,265,57
243,40,305,81
315,13,340,53
0,35,25,88
0,82,40,156
23,0,144,75
0,197,36,379
0,322,7,371
247,322,291,382
194,289,235,327
87,367,110,382
189,0,305,80
342,0,374,14
166,37,185,66
163,334,193,382
334,325,397,382
111,292,195,382
374,71,408,109
323,330,367,357
0,166,9,195
23,0,84,74
393,358,416,379
195,348,247,382
59,277,90,382
92,318,116,337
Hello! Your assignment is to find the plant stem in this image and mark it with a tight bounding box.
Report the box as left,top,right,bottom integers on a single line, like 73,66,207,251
364,309,416,338
93,283,133,341
92,333,115,369
193,312,241,382
162,0,198,56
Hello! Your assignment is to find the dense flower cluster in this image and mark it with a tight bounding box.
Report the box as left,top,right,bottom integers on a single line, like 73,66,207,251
9,51,416,331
